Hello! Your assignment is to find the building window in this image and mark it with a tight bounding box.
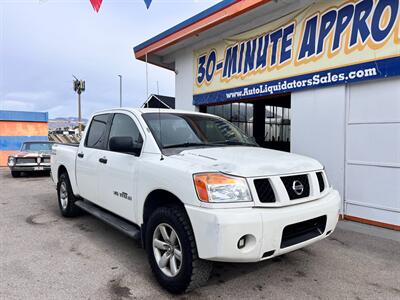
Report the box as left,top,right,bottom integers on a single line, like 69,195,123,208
265,105,290,143
205,103,253,136
203,97,291,152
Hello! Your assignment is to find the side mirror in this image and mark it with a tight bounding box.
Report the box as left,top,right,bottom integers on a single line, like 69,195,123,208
109,136,142,156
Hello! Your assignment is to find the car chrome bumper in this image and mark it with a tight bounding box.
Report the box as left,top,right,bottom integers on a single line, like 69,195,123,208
9,164,51,172
186,189,341,263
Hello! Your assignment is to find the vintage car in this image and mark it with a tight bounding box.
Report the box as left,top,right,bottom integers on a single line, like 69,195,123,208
8,141,55,177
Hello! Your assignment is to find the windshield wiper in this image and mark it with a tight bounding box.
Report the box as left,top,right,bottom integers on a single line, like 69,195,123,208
209,140,258,147
163,142,206,149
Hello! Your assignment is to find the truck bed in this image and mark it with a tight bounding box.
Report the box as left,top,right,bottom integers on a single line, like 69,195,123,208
51,143,79,192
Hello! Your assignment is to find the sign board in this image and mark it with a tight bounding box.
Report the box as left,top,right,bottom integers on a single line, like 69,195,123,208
193,0,400,105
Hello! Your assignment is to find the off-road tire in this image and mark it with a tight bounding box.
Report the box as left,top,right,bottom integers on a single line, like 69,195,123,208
57,172,81,217
145,206,213,294
11,171,21,178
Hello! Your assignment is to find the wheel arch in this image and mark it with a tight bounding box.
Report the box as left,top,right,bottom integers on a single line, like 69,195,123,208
57,165,68,180
141,189,189,247
143,189,186,224
56,165,80,198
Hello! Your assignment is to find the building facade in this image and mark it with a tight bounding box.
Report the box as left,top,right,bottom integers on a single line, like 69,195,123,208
0,110,49,167
134,0,400,229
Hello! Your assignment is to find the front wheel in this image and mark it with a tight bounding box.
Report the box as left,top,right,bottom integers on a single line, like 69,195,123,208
145,206,212,294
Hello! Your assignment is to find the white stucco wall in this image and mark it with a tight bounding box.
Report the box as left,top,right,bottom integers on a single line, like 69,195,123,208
174,48,196,111
291,86,346,207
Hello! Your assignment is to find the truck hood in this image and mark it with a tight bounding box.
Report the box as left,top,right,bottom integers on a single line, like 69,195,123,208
171,146,323,177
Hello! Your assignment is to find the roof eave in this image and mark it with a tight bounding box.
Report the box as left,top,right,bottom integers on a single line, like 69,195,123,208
134,0,271,65
134,51,175,71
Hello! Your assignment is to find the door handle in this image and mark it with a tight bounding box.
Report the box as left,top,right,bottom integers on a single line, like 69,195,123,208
99,157,108,164
77,152,84,158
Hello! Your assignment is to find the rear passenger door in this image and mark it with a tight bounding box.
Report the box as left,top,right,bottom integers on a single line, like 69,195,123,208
76,113,112,204
99,113,144,222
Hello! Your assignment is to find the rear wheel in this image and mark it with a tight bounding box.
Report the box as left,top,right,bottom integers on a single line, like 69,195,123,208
11,171,21,178
145,206,212,294
57,172,81,217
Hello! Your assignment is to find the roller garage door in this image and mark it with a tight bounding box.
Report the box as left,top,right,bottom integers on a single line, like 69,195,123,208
345,78,400,229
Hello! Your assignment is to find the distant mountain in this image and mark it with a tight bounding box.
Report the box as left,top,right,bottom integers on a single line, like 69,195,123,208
48,117,88,129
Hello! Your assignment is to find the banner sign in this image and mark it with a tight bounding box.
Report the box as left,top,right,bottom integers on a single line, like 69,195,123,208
89,0,152,12
193,0,400,105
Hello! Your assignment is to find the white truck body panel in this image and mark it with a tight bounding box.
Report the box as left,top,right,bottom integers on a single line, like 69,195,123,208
51,108,341,262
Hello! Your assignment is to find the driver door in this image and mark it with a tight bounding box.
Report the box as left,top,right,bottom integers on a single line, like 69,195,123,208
98,113,144,222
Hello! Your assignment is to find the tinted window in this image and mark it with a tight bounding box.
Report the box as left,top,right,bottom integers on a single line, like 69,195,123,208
108,113,143,153
85,114,109,149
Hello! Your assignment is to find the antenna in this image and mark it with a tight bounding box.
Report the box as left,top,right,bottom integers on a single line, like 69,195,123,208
145,53,149,98
158,107,164,161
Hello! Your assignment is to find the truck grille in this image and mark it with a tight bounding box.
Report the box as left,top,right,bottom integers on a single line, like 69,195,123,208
281,215,327,248
281,174,310,200
316,172,325,192
254,179,276,203
16,158,36,164
42,157,50,163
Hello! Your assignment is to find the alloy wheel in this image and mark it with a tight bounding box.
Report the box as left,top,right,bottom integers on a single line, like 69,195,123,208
152,223,183,277
60,181,68,210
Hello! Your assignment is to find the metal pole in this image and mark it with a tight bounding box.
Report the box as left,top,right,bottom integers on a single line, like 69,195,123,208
78,92,82,136
145,53,149,98
118,75,122,107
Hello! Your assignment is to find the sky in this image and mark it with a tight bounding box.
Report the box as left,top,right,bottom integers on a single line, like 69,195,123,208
0,0,219,118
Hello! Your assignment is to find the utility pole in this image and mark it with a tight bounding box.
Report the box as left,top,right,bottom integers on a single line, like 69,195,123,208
73,75,85,136
118,75,122,107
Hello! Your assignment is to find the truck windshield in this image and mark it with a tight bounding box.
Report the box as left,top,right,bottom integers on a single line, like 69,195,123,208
142,113,257,149
21,142,53,152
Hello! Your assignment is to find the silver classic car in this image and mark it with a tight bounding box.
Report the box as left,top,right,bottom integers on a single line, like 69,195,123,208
7,141,55,177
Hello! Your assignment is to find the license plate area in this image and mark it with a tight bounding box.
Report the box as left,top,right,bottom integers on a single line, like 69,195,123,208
34,166,44,171
281,215,327,248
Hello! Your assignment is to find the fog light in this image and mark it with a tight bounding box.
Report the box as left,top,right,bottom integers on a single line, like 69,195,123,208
237,236,246,249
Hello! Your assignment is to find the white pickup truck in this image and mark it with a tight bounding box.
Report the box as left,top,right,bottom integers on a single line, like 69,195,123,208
51,108,340,293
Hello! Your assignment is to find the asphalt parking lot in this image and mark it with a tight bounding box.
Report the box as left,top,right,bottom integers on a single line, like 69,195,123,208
1,168,399,300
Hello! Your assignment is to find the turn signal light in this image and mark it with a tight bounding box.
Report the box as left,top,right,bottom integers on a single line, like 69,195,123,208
193,173,252,203
194,173,235,202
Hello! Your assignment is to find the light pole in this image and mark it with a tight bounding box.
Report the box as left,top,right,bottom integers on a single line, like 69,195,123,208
118,75,122,107
73,75,85,136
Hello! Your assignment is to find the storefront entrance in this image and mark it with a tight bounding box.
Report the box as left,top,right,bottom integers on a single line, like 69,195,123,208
200,94,291,152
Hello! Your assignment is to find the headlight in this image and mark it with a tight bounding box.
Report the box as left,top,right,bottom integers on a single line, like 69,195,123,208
193,173,252,203
8,157,15,166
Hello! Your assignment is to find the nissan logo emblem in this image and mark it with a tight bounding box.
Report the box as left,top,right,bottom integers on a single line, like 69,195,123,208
292,180,304,196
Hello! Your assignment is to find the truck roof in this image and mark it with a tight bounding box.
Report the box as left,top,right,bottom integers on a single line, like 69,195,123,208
92,107,209,116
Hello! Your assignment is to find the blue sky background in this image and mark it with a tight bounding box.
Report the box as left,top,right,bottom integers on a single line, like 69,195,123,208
0,0,219,118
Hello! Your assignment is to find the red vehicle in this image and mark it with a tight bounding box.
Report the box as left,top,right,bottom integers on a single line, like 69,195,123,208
7,141,54,177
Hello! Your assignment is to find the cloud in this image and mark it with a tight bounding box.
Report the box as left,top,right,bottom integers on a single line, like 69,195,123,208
0,100,36,111
1,0,220,118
